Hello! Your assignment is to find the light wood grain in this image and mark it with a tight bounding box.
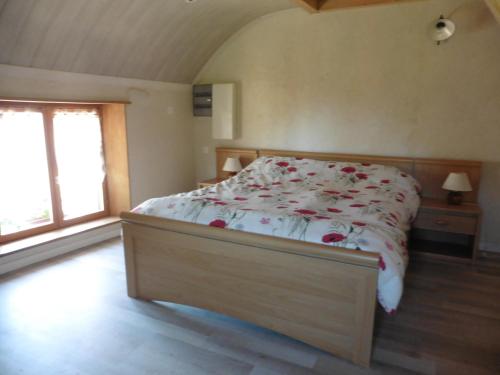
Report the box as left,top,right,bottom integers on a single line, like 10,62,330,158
121,212,379,268
413,159,481,203
121,212,378,367
102,104,131,216
418,198,481,215
413,211,477,235
0,96,130,104
412,197,482,263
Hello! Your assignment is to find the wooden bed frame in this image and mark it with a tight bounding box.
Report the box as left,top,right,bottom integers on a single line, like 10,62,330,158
121,148,481,367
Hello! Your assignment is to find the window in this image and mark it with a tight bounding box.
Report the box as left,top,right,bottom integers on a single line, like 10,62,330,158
0,102,108,244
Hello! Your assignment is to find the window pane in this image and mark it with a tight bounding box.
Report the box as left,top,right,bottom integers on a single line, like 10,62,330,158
53,110,105,220
0,111,54,236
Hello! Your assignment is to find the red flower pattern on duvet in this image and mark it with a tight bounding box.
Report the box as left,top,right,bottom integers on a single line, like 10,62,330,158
341,166,356,173
294,209,317,215
324,190,340,195
352,221,366,226
209,219,226,228
355,173,368,180
322,233,346,243
350,204,366,208
327,208,342,213
378,256,386,270
276,161,289,167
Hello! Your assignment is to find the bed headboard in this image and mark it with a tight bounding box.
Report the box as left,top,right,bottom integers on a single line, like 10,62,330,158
215,147,482,203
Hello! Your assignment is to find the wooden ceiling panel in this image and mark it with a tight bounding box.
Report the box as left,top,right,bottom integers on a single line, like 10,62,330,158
0,0,294,83
1,0,496,83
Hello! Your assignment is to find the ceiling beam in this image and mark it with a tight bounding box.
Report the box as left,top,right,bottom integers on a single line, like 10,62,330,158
293,0,320,13
320,0,423,12
484,0,500,23
294,0,425,13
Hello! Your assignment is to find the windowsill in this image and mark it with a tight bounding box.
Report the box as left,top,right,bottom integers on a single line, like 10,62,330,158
0,216,120,257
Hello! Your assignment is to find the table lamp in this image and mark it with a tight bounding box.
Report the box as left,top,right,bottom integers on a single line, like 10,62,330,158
442,172,472,205
223,157,242,177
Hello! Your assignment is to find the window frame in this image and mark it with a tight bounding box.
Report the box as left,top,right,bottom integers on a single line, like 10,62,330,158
0,101,109,244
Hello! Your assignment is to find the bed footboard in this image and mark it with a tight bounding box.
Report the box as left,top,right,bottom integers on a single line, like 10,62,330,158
121,212,379,367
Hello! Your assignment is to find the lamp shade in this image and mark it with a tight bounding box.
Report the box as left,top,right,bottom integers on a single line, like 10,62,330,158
222,157,242,173
442,172,472,192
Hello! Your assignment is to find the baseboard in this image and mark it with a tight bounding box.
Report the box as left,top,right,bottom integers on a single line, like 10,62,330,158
0,223,121,276
480,242,500,253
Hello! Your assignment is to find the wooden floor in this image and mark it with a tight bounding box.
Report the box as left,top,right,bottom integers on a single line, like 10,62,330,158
1,239,499,375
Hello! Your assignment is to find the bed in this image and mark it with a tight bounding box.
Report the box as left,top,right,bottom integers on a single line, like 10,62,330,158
121,148,481,367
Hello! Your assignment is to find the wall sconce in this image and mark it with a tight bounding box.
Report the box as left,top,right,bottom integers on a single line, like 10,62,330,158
430,15,456,45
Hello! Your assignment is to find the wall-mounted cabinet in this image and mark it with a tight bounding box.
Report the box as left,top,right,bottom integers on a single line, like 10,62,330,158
212,83,236,140
193,84,212,117
193,83,236,140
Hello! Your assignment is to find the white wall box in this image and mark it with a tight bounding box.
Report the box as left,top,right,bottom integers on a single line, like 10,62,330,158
212,83,236,140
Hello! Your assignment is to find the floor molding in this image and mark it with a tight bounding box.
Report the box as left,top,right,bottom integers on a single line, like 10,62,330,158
0,223,121,276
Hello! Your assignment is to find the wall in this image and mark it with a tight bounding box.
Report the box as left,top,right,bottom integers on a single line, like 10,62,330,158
0,64,195,206
194,0,500,251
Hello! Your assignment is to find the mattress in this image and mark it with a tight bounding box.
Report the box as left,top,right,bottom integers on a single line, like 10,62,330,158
134,156,421,313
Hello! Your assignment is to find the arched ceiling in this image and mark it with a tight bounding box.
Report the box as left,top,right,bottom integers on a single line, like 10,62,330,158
0,0,294,83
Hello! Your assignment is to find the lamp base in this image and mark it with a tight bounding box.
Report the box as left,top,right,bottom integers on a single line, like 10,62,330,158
447,191,463,205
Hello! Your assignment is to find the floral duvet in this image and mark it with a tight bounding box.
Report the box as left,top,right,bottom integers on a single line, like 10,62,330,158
134,156,421,313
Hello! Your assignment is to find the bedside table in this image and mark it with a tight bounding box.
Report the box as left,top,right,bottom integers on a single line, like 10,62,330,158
410,198,481,263
198,178,225,189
